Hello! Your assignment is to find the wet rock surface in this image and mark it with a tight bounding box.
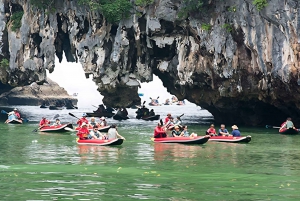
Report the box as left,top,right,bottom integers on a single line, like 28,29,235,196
0,0,300,125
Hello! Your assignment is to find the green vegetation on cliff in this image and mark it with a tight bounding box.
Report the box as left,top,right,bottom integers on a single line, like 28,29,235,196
10,11,24,31
0,59,9,69
253,0,268,11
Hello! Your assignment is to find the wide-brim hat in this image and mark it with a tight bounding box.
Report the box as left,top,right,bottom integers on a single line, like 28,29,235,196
100,116,105,120
14,108,17,111
82,113,87,117
232,125,238,129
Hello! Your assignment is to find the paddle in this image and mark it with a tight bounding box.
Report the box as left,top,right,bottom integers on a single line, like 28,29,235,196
265,125,280,129
32,114,59,132
1,110,29,122
68,112,80,120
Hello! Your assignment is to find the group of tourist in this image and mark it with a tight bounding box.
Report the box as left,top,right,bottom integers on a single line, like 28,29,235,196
136,105,155,118
75,113,125,140
206,124,241,137
153,113,242,138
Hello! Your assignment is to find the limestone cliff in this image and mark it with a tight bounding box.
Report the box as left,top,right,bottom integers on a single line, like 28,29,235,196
0,0,300,125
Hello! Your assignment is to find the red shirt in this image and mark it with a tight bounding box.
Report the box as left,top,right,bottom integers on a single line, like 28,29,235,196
14,111,21,119
164,116,170,124
154,126,166,138
77,127,90,139
77,117,89,127
207,128,216,134
39,119,50,127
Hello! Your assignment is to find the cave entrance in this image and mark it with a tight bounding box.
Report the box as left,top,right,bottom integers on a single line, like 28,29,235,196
47,56,102,108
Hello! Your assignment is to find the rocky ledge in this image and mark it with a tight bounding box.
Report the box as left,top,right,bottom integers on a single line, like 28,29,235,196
0,78,77,106
1,0,300,125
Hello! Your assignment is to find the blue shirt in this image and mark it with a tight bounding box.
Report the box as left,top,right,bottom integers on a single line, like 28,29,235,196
232,130,241,137
218,128,228,135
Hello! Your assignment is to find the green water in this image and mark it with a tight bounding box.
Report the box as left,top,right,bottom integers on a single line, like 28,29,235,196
1,124,300,201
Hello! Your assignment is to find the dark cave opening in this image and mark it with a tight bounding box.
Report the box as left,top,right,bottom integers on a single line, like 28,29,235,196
151,40,176,60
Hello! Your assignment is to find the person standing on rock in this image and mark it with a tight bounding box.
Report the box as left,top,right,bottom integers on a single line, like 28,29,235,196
77,113,89,127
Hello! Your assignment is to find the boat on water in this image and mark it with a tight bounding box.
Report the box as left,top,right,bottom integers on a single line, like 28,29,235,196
76,138,124,146
40,123,73,132
113,114,129,120
49,106,64,110
148,103,161,106
86,112,115,118
75,125,111,132
208,135,252,143
6,115,22,124
151,136,210,145
40,105,48,109
140,115,160,121
279,128,299,135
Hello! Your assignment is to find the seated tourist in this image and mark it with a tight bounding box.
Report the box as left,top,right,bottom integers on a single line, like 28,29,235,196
206,124,216,136
180,125,197,138
218,124,229,136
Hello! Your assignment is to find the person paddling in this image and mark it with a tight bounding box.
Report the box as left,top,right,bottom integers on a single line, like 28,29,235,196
12,108,21,119
77,122,90,140
154,120,167,138
77,113,89,127
39,117,50,127
99,116,108,127
280,117,296,131
164,113,172,124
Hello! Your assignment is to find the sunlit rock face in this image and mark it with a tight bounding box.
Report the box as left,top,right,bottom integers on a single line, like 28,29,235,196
1,0,300,125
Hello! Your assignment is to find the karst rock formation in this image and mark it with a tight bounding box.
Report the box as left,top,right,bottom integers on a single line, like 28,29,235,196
0,0,300,125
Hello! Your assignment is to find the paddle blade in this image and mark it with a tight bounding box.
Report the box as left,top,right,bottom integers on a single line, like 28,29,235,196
32,129,38,132
1,110,7,114
179,113,184,117
68,112,79,119
53,114,60,120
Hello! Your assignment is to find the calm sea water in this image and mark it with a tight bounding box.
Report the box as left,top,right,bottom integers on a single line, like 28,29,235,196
0,104,300,200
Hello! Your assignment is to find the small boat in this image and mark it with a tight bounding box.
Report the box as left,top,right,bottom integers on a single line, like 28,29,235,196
66,106,78,110
148,103,161,106
86,112,115,118
77,138,124,146
75,125,111,132
141,115,160,121
279,128,299,135
208,135,252,143
151,136,210,145
40,123,73,132
49,106,64,110
40,105,48,109
6,115,23,124
113,114,129,120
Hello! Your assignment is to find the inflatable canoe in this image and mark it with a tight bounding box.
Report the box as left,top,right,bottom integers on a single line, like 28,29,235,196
40,123,73,132
75,125,111,132
77,138,124,146
6,118,23,124
141,115,160,121
208,135,252,143
279,128,299,135
151,136,210,144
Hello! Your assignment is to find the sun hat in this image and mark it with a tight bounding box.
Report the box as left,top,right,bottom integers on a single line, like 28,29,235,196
232,125,238,129
14,108,17,111
82,113,87,117
100,116,105,120
81,122,87,126
175,125,180,129
210,124,214,127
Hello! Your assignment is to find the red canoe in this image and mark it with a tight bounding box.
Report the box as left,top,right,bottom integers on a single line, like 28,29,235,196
151,136,210,144
208,135,252,143
40,123,73,132
76,138,124,146
75,125,110,132
279,128,299,135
